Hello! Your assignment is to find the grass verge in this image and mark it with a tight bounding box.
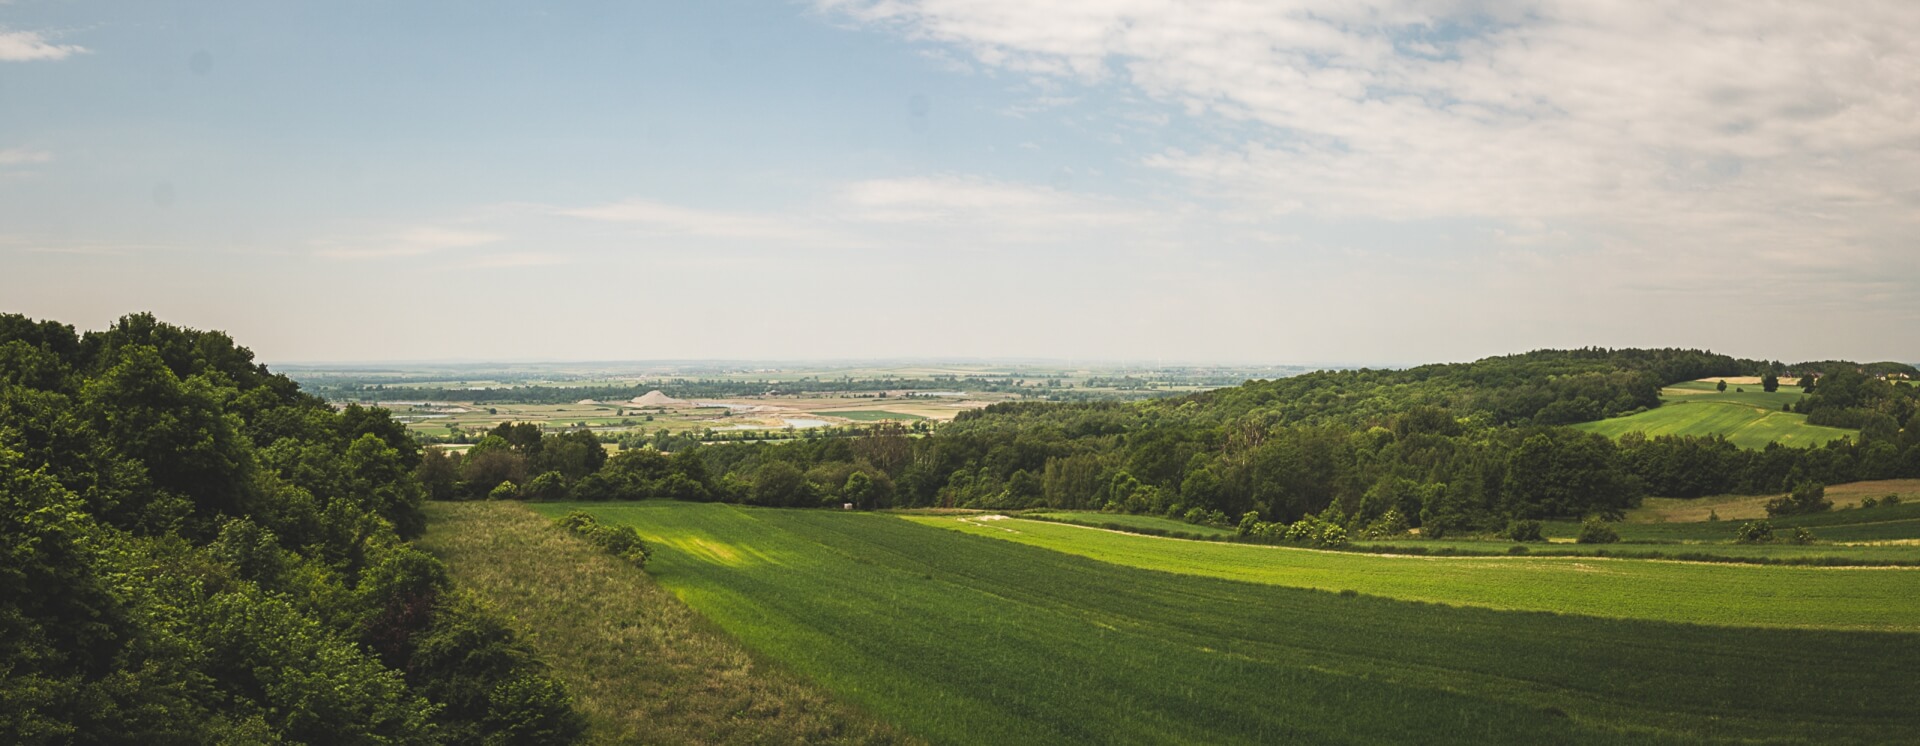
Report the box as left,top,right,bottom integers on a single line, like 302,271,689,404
417,501,911,745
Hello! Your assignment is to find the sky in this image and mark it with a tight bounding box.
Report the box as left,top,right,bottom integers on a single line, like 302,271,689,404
2,1,1916,366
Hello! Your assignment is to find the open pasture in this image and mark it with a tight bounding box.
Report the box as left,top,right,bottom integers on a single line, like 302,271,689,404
1574,399,1851,448
1626,480,1920,522
912,515,1920,629
1028,510,1235,537
533,502,1918,744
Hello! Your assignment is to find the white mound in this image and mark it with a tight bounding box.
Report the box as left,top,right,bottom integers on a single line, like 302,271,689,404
630,390,686,407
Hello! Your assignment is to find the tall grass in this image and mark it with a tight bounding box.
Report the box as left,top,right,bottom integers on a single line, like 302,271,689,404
417,502,910,745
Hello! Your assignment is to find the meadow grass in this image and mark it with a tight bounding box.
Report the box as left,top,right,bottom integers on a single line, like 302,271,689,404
909,515,1920,630
820,410,928,421
540,501,1919,744
1028,510,1235,537
417,502,910,746
1573,396,1852,449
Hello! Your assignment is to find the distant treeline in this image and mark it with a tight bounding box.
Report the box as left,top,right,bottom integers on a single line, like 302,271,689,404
0,314,584,743
312,376,1035,404
440,347,1920,539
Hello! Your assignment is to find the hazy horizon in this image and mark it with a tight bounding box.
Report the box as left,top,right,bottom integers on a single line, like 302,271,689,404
4,2,1916,365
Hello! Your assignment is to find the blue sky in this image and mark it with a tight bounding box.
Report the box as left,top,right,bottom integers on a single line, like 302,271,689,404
3,1,1916,365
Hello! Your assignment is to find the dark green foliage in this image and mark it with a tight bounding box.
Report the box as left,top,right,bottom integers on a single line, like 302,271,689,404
1767,481,1833,517
0,313,581,744
1503,519,1545,542
1575,518,1620,544
1737,521,1776,544
1788,527,1816,545
556,511,653,567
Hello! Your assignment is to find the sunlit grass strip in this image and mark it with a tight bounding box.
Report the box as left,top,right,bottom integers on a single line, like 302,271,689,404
908,514,1920,630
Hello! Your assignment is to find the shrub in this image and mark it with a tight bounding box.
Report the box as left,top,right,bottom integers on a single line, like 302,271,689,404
554,510,652,568
1284,518,1320,543
1361,509,1409,539
1575,518,1619,544
1886,495,1903,506
488,480,519,501
1766,481,1831,517
1861,497,1879,509
1235,511,1261,537
1316,524,1349,548
1736,520,1774,544
1507,545,1531,555
1707,509,1720,522
1788,527,1816,545
1503,519,1544,543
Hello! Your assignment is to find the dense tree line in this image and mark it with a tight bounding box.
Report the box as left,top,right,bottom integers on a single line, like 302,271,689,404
1,314,583,744
459,348,1920,540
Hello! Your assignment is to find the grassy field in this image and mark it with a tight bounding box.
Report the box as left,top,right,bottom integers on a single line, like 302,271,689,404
1027,510,1234,537
530,502,1917,744
416,502,907,745
1537,500,1920,544
819,410,928,421
912,515,1920,629
1573,379,1852,448
1630,480,1920,522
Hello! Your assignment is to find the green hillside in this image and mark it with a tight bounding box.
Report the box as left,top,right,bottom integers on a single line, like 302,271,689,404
1573,381,1853,448
526,501,1920,744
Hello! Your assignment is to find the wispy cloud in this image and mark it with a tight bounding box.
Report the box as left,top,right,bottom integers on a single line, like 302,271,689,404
313,227,501,260
0,147,53,166
0,28,87,62
815,0,1920,318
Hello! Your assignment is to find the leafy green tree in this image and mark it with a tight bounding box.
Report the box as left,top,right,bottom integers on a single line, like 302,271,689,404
1575,518,1620,544
1761,373,1779,393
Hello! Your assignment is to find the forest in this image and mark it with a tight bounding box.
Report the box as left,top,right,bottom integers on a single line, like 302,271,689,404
431,347,1920,537
0,314,584,744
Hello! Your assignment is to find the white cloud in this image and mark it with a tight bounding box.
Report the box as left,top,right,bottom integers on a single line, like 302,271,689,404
314,227,501,260
0,29,87,62
819,0,1920,303
558,174,1163,251
0,147,53,166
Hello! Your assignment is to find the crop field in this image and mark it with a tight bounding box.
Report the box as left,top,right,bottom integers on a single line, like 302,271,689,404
524,502,1917,744
1537,499,1920,544
1574,399,1852,448
1029,510,1235,537
818,410,928,421
913,515,1920,629
1628,480,1920,522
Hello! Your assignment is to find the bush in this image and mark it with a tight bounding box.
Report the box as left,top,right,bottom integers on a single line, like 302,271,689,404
1284,518,1320,543
1736,520,1774,544
1886,495,1903,506
1707,509,1720,522
487,480,519,501
1507,544,1530,555
1360,509,1409,539
1787,527,1815,545
1315,524,1349,548
1575,518,1619,544
554,510,652,568
1503,519,1544,543
1861,497,1879,509
1766,481,1831,517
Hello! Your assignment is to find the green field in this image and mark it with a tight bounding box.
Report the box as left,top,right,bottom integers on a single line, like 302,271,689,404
528,502,1917,744
1029,510,1234,537
820,410,928,421
914,515,1919,629
1574,400,1852,448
